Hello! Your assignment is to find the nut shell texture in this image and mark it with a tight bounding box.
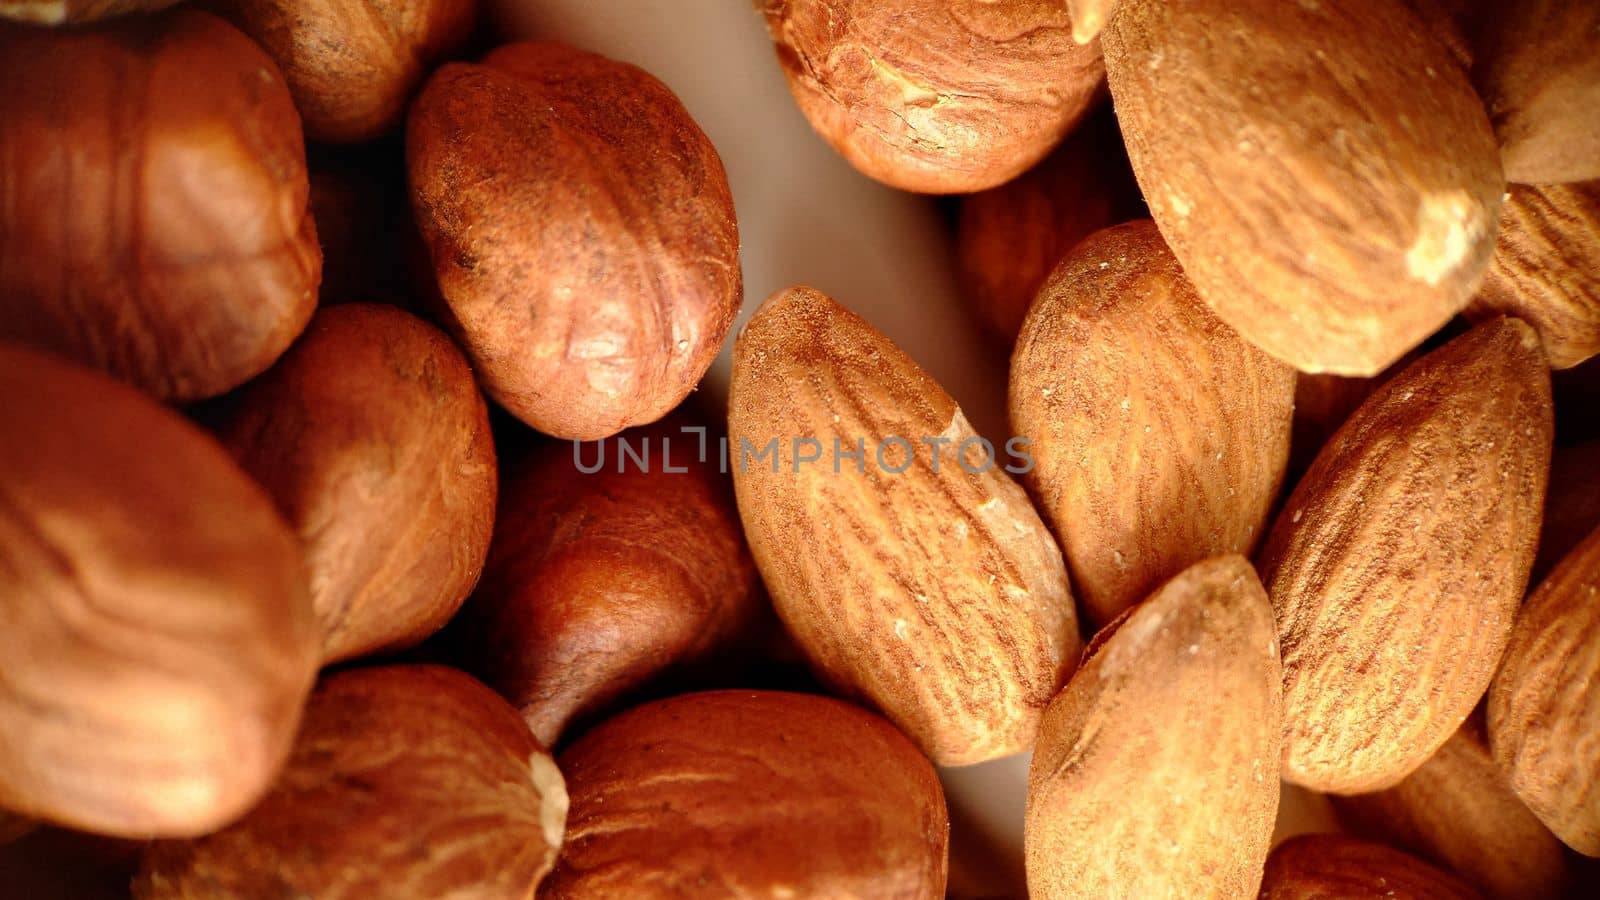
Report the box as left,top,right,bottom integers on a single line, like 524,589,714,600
407,41,741,440
1103,0,1503,376
544,690,947,899
1259,318,1553,793
1261,835,1484,900
0,10,320,401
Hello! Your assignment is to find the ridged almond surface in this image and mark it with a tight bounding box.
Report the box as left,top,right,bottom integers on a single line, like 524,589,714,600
1011,221,1294,626
1473,0,1600,185
730,286,1079,765
1333,718,1573,899
1465,181,1600,369
1102,0,1503,376
1259,318,1553,793
1488,523,1600,855
1025,555,1282,900
135,665,567,899
544,690,948,898
1261,835,1484,900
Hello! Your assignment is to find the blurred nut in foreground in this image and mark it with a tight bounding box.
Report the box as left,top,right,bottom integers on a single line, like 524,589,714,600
215,304,497,665
135,665,566,899
0,344,318,837
0,1,177,25
1260,835,1483,900
545,690,947,898
408,41,741,440
0,9,320,401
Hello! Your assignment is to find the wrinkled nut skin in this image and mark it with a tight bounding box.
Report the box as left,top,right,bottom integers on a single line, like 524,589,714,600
1025,556,1282,900
730,286,1080,765
955,111,1142,344
134,665,567,899
1259,318,1553,794
214,304,497,665
1011,221,1294,626
454,415,759,747
1488,524,1600,856
1466,181,1600,369
1473,0,1600,185
0,0,178,25
0,344,318,838
216,0,476,143
1103,0,1503,377
408,41,741,441
545,690,947,898
1333,718,1573,900
1261,835,1485,900
760,0,1104,193
0,10,320,402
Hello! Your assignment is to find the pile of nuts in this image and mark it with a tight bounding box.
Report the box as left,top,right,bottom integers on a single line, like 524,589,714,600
1,0,1597,897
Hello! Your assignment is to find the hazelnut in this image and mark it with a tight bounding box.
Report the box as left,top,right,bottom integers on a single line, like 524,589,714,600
452,414,760,746
0,0,177,25
544,690,947,898
759,0,1105,193
214,304,497,665
135,665,567,899
407,41,742,441
0,344,318,838
0,9,320,402
216,0,477,143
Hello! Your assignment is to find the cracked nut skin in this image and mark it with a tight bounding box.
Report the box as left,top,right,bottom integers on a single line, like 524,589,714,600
407,41,741,441
1473,0,1600,185
0,9,320,402
134,665,567,900
730,286,1080,766
1466,181,1600,369
214,304,497,666
1103,0,1503,376
0,1,178,25
1025,555,1282,900
1488,523,1600,856
544,690,947,899
1010,221,1294,627
759,0,1104,194
1261,835,1484,900
216,0,476,143
0,344,318,838
454,415,759,747
1259,318,1553,794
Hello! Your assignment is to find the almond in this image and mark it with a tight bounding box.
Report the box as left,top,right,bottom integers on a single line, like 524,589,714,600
1473,0,1600,185
1488,523,1600,855
135,665,567,899
1333,718,1573,899
1024,555,1282,899
1010,221,1294,626
1261,835,1484,900
1465,181,1600,369
1102,0,1503,376
544,690,948,898
730,286,1079,765
1259,317,1553,793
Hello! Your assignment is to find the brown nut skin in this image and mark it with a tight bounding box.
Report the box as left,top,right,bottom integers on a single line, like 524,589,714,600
0,0,178,25
730,286,1080,766
1488,524,1600,856
452,415,759,747
0,344,318,838
213,304,496,665
134,665,567,900
1259,318,1553,794
1103,0,1503,377
955,110,1142,344
1333,718,1574,900
1025,556,1283,900
0,10,320,402
407,41,741,441
759,0,1105,194
1465,181,1600,369
544,690,947,899
1261,835,1485,900
1473,0,1600,185
1011,221,1294,627
216,0,476,144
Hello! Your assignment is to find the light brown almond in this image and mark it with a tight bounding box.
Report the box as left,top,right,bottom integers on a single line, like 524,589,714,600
1261,834,1484,899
